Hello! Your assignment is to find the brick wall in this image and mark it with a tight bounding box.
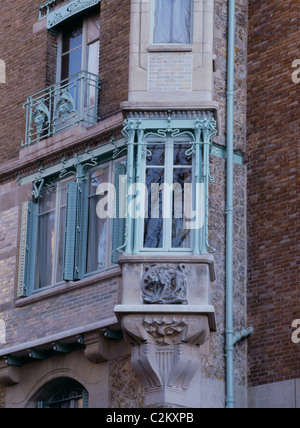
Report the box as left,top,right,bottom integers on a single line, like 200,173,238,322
99,0,130,119
0,0,48,164
247,0,300,387
148,53,193,91
0,0,130,165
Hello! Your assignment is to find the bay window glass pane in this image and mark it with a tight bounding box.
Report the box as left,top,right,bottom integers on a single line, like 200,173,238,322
173,143,193,166
86,168,110,273
154,0,192,44
172,168,192,248
144,168,164,248
146,144,165,166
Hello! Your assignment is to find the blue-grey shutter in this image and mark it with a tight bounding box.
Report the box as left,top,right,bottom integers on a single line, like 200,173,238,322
112,163,127,264
18,201,38,297
74,179,88,280
63,182,78,281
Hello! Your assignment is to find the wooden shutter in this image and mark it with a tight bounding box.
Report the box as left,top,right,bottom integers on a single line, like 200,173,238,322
63,182,78,281
18,201,38,297
112,163,127,264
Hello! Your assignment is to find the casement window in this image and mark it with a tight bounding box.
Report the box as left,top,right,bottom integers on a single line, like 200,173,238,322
153,0,193,44
18,160,126,298
142,139,193,252
58,14,100,82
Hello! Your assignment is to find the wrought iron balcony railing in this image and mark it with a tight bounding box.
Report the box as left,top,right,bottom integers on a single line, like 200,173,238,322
22,71,100,147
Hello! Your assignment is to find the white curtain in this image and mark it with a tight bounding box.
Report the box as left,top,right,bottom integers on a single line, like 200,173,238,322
154,0,192,44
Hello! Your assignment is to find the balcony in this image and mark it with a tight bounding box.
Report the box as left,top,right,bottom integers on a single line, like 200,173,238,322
22,71,100,147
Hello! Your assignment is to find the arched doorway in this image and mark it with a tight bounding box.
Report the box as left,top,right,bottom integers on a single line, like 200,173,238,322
29,378,88,408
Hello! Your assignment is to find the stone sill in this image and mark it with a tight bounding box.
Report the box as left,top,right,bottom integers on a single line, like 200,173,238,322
15,266,121,307
118,253,216,282
147,44,193,52
115,304,217,332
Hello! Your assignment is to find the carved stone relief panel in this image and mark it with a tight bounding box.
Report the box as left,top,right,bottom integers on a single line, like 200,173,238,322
142,265,188,305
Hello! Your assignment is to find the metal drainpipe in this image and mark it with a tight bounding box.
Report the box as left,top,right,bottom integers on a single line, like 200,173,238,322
225,0,236,409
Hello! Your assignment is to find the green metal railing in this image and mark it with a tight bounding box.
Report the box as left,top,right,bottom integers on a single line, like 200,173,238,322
22,71,100,147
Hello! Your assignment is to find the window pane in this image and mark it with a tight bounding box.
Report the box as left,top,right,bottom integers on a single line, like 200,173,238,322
61,47,82,80
146,144,165,166
87,15,100,43
62,22,83,53
154,0,172,43
86,168,110,273
39,186,56,213
172,0,192,44
173,143,193,166
87,197,107,273
36,212,56,289
144,168,164,248
172,168,192,248
154,0,192,44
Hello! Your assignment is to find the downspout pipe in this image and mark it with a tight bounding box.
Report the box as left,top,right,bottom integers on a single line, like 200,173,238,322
225,0,236,409
225,1,254,408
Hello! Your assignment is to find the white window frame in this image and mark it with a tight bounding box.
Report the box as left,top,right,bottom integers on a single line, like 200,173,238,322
140,137,195,254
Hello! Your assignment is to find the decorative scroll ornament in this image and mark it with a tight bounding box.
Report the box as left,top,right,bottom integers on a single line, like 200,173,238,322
32,178,45,201
142,265,188,305
47,0,100,29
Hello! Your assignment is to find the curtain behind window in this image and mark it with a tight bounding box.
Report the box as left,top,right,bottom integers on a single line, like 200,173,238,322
154,0,192,44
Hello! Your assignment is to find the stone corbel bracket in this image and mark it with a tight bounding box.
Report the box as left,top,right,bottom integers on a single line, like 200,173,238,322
0,362,19,386
84,332,110,364
115,305,216,408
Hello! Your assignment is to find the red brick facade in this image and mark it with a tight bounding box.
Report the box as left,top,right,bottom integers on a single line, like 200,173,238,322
247,0,300,386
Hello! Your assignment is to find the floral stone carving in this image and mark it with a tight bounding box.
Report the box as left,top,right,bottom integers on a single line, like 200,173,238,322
142,265,188,305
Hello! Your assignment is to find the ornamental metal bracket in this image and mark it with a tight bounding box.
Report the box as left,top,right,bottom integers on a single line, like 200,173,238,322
47,0,101,29
32,178,45,201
